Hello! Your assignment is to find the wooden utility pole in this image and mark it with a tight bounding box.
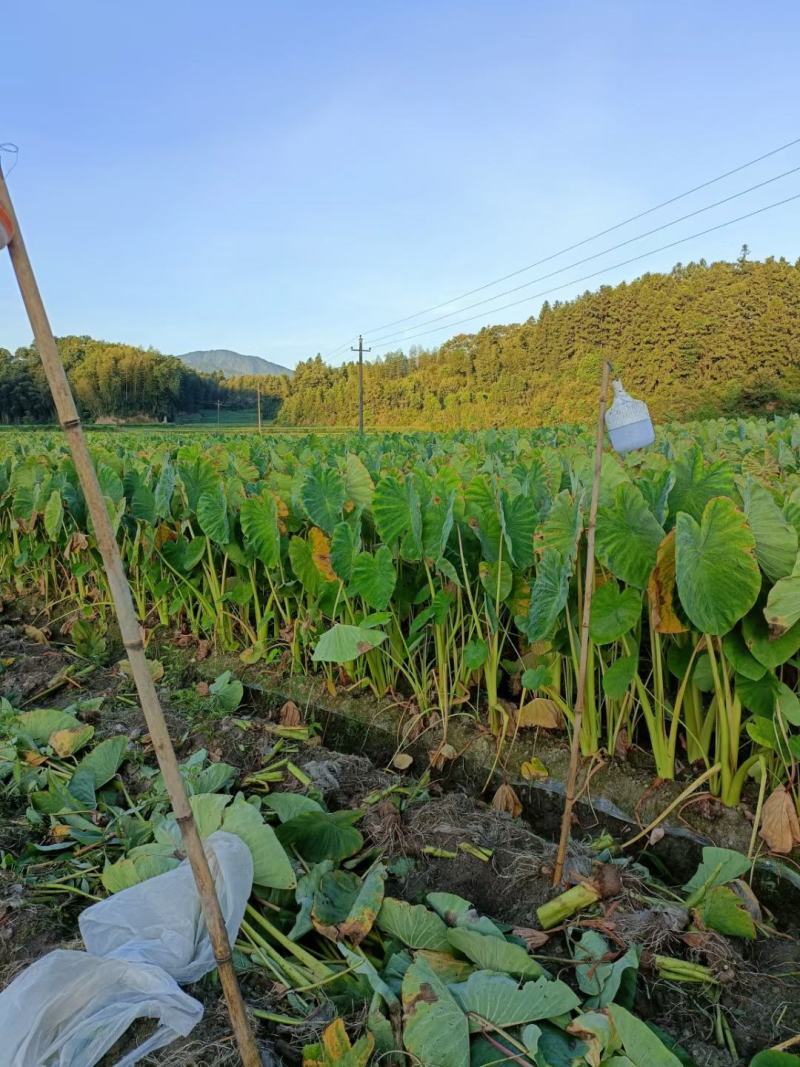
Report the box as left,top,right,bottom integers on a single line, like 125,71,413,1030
256,382,262,434
351,334,371,433
552,358,611,887
0,161,262,1067
217,397,221,427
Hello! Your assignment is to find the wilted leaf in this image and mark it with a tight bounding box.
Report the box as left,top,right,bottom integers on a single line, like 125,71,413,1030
49,725,95,758
402,958,470,1067
280,700,302,727
392,752,413,770
574,930,640,1008
451,971,579,1033
648,530,687,633
521,757,549,781
313,624,387,663
517,698,563,729
759,785,800,854
377,898,451,951
309,527,337,581
447,927,544,978
15,708,81,744
23,625,48,645
608,1004,682,1067
696,885,756,939
491,783,522,817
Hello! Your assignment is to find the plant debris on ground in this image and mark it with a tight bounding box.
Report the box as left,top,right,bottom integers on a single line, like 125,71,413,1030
1,633,799,1067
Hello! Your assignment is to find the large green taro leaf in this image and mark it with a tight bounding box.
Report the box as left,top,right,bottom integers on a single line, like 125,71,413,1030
301,467,345,535
589,582,642,644
742,609,800,668
312,624,387,663
595,483,665,589
500,491,537,568
197,485,229,545
536,490,582,563
520,548,572,642
675,497,761,635
373,475,422,553
763,554,800,636
668,446,735,524
742,478,798,581
240,491,280,567
349,546,397,610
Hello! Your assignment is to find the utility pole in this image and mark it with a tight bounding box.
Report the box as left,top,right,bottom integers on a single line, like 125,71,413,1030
351,334,371,433
216,397,221,427
256,382,262,434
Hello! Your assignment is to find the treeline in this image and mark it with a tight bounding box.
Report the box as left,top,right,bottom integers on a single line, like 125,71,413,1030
275,256,800,428
0,337,257,423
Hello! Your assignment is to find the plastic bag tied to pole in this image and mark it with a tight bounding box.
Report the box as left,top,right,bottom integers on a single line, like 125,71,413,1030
0,831,253,1067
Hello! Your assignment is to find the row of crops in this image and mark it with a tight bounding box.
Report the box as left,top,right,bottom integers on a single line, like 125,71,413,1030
1,415,799,810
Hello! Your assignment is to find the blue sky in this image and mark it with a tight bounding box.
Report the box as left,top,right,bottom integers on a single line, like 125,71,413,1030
2,1,799,368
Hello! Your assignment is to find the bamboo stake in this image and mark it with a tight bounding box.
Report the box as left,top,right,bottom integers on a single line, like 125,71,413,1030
552,358,611,886
0,161,262,1067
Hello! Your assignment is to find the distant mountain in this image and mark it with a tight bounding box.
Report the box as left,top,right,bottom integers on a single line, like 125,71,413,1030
176,349,292,378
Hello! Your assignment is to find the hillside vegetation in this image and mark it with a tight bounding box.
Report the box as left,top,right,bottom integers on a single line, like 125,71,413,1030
275,257,800,428
0,336,260,423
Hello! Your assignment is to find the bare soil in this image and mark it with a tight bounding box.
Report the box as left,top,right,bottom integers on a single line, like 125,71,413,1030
1,622,799,1065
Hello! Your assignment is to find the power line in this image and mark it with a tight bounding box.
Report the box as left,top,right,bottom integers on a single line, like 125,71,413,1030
322,134,800,359
367,190,800,349
363,164,800,346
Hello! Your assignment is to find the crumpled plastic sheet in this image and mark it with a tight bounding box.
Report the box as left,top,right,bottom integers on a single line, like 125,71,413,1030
0,830,254,1067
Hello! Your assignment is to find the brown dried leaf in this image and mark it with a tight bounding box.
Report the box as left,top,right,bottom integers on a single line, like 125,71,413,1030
430,742,457,770
648,529,688,634
23,625,48,645
517,698,563,730
492,782,523,818
392,752,413,770
759,785,800,854
195,639,211,662
280,700,302,727
195,681,211,697
512,926,550,950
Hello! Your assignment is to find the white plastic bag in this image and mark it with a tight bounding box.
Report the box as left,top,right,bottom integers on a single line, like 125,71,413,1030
0,831,254,1067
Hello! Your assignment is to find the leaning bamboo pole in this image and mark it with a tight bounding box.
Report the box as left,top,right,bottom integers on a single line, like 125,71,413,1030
552,358,611,886
0,160,262,1067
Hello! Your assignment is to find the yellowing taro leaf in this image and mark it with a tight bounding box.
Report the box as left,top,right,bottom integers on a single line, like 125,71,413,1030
517,698,563,729
648,529,687,634
49,725,95,758
521,758,548,781
492,783,522,817
303,1018,374,1067
759,785,800,854
24,751,47,766
23,625,48,645
310,527,336,581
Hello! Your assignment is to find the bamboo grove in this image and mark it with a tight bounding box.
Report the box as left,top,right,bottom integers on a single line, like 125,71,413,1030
1,415,799,810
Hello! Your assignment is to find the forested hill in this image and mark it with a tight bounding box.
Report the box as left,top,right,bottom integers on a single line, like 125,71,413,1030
0,336,260,423
275,257,800,428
